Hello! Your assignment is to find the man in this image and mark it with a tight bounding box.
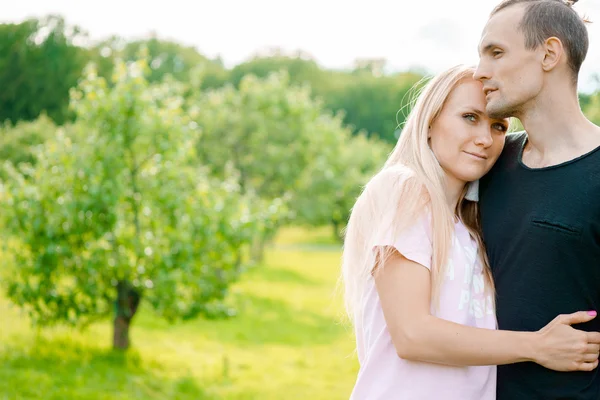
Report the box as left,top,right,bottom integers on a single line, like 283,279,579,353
474,0,600,399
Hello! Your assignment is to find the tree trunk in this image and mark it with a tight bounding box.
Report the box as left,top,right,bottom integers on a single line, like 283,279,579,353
332,221,340,242
234,248,243,273
251,234,267,263
332,219,344,243
113,280,141,350
113,315,131,350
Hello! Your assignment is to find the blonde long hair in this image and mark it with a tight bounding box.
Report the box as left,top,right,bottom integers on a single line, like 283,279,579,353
341,64,495,325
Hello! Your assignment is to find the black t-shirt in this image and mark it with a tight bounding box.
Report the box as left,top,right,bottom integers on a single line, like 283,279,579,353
479,131,600,400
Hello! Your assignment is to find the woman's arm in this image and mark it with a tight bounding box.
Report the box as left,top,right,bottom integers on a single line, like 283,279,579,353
375,250,600,371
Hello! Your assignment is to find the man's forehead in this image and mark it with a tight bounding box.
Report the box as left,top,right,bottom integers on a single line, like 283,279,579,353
484,4,525,32
479,7,524,49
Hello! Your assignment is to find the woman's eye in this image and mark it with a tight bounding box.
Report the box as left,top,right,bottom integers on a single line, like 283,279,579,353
492,50,503,58
464,114,477,122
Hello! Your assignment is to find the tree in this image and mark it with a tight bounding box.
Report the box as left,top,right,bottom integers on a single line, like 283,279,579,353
584,78,600,125
0,114,57,178
323,72,424,143
229,55,425,143
0,59,270,350
190,71,353,257
89,36,228,90
580,92,593,112
586,95,600,125
294,130,391,240
228,54,331,92
0,15,88,125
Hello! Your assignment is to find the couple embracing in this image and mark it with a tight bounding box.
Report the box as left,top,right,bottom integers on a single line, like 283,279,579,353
342,1,600,399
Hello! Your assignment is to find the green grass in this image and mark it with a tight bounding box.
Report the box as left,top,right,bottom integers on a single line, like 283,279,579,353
0,227,358,399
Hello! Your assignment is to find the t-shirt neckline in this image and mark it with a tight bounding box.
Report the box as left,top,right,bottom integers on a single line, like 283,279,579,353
517,133,600,171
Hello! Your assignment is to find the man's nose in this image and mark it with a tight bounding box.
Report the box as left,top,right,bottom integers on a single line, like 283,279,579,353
473,61,490,82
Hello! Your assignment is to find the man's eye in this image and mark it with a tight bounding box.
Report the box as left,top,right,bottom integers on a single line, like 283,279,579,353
492,50,503,57
493,123,508,132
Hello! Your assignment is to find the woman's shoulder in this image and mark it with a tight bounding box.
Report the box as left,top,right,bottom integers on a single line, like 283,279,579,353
366,164,419,192
365,164,430,206
359,164,429,218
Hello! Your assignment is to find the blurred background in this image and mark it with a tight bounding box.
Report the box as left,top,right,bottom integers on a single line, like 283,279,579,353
0,1,598,399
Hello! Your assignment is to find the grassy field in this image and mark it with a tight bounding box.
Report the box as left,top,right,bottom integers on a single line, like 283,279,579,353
0,227,358,399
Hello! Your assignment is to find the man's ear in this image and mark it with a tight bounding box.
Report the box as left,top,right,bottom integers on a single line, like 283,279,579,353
541,36,564,72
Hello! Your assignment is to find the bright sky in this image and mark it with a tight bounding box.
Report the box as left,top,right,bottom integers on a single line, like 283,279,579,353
3,0,600,92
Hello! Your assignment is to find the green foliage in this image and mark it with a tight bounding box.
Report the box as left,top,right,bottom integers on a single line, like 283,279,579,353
89,36,228,90
0,228,357,399
0,114,57,173
322,71,424,143
228,55,331,92
190,71,323,256
190,70,378,244
0,58,269,333
0,14,424,141
584,83,600,125
294,132,391,239
0,15,88,125
580,92,593,112
229,55,423,143
192,71,320,200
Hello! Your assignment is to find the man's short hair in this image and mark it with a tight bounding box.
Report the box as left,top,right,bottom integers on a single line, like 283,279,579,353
491,0,589,83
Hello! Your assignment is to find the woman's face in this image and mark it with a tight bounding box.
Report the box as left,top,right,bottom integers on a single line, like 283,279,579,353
429,78,509,186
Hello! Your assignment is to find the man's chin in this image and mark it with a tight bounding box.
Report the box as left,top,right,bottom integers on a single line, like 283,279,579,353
487,102,515,120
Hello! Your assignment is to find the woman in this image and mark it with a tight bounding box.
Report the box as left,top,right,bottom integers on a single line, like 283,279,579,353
341,65,600,399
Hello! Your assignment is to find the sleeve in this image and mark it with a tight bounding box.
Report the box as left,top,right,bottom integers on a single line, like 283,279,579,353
373,212,433,270
365,165,433,271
